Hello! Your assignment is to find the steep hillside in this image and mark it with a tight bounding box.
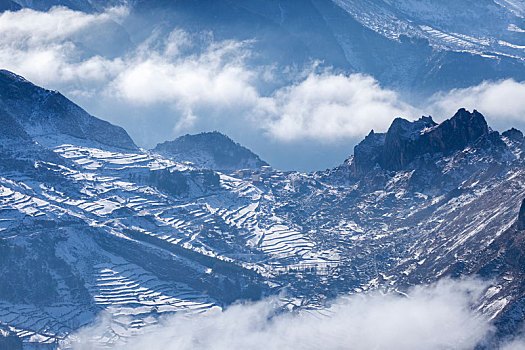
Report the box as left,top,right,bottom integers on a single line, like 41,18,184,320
0,70,138,151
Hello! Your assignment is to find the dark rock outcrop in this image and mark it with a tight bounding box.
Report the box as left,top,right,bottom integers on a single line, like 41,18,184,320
352,130,386,176
503,128,524,142
418,108,489,155
380,116,437,170
352,109,492,174
130,168,220,197
491,198,525,268
517,198,525,230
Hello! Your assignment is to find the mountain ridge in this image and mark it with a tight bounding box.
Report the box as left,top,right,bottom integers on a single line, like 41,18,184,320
0,69,138,152
336,108,508,179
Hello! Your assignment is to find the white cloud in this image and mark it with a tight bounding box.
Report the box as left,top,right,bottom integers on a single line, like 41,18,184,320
0,7,126,84
428,79,525,126
111,39,260,130
0,6,126,42
0,6,419,143
257,73,418,142
69,278,493,350
3,6,524,155
0,6,264,133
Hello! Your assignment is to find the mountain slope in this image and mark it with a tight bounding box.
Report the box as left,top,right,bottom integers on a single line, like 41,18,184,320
333,0,525,56
0,0,20,11
126,0,525,94
0,72,292,347
0,70,138,151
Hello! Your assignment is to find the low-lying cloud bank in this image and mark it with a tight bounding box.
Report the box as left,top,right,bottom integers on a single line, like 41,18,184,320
69,278,498,350
428,79,525,131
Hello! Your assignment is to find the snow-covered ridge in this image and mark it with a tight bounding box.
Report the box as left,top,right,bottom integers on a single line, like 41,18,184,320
0,69,28,83
0,69,138,152
332,0,525,60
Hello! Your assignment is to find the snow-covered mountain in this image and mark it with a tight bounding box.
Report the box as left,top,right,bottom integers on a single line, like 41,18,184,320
4,0,525,95
2,71,525,347
125,0,525,94
153,132,269,172
333,0,525,59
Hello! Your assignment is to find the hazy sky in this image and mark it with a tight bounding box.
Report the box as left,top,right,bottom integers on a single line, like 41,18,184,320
1,6,525,171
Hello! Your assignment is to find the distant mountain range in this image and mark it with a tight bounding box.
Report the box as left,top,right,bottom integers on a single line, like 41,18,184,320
3,0,525,96
2,70,525,347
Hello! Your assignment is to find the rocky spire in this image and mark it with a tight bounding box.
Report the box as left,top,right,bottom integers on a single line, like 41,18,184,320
351,109,493,174
426,108,489,155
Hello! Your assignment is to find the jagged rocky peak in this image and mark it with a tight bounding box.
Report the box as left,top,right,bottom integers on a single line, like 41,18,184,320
380,116,438,170
352,115,436,174
427,108,489,153
386,116,437,140
352,129,386,176
352,109,494,174
153,131,269,172
503,128,524,142
0,70,138,151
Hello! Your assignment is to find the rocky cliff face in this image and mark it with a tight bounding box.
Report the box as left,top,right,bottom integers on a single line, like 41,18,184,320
380,115,438,171
351,130,386,176
518,199,525,230
349,109,494,176
419,108,490,155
